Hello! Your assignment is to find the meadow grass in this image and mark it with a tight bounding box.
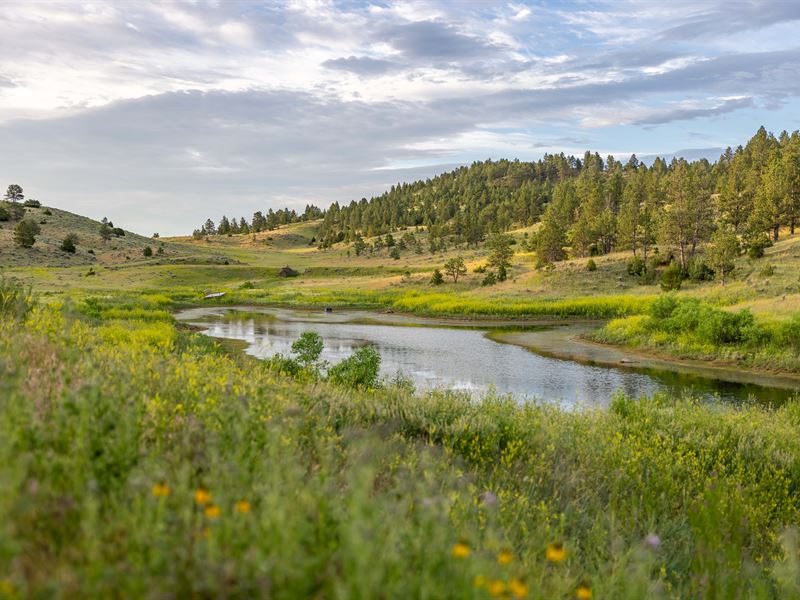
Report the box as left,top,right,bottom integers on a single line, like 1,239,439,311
2,291,800,597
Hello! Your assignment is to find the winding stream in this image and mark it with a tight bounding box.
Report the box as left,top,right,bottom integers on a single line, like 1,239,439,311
176,306,799,407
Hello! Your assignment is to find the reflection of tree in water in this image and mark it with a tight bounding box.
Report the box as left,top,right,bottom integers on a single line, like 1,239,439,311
196,310,793,408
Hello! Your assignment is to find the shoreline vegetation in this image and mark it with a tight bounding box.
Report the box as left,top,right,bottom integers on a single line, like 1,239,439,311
3,280,800,597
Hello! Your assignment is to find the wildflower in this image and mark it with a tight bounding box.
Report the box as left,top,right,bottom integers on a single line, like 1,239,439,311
488,580,506,597
451,542,470,558
546,542,567,563
204,504,221,519
497,549,514,565
234,500,251,514
576,583,592,599
473,575,488,589
194,488,211,505
509,578,529,599
151,483,170,498
645,533,661,550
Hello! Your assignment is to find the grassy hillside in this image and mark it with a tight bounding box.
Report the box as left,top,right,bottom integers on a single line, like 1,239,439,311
0,201,232,269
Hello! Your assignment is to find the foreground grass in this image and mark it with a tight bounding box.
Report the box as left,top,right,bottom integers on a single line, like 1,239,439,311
2,294,800,597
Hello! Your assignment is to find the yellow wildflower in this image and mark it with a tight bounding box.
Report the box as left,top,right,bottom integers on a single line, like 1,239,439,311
451,542,471,558
234,500,251,514
151,483,170,498
546,542,567,563
194,488,211,505
488,580,506,597
509,578,529,599
204,504,221,519
576,583,592,599
497,549,514,565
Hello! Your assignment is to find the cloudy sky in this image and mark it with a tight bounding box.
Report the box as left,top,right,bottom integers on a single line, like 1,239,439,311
1,1,799,235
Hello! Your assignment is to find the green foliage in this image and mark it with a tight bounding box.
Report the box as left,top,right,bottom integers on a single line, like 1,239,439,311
0,276,36,320
746,235,772,259
443,256,467,283
327,345,381,389
586,258,597,272
759,264,776,277
13,219,40,248
22,199,41,208
142,246,153,257
0,205,8,221
626,256,646,276
686,257,714,282
60,233,78,253
291,331,324,367
481,271,497,286
660,261,683,291
430,269,444,285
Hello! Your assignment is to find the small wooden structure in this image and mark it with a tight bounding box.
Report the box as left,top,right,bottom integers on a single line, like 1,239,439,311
278,266,299,277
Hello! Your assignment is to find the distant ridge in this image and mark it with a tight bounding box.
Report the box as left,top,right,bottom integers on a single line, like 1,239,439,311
637,147,725,165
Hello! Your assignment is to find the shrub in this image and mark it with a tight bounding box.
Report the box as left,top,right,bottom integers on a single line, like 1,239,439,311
0,206,8,221
112,227,126,237
586,258,597,272
142,246,153,257
327,345,381,389
291,331,324,368
60,234,78,253
13,219,40,248
430,269,444,285
759,264,775,277
746,234,772,259
696,309,756,345
473,264,486,273
687,258,714,282
0,276,36,320
649,294,679,319
23,199,41,208
43,208,52,215
660,262,683,291
481,271,497,286
627,256,646,277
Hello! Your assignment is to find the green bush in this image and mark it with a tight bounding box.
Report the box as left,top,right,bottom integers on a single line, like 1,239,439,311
430,269,444,285
759,264,776,277
23,199,41,208
626,256,646,277
481,271,497,286
142,246,153,257
586,258,597,272
0,276,36,320
746,234,772,259
327,345,381,389
60,233,78,253
291,331,324,367
660,262,683,291
687,257,714,281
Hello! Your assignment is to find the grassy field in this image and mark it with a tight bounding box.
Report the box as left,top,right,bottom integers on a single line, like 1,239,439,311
3,287,800,598
4,206,800,597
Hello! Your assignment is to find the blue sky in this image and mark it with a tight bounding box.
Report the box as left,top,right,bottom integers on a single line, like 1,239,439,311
0,0,799,235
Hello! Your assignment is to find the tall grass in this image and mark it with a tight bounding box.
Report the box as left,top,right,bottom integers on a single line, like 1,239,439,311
1,298,800,596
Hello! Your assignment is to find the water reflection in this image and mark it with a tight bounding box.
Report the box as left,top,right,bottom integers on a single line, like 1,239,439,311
182,308,796,407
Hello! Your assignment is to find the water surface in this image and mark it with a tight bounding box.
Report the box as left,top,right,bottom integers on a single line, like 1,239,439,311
176,307,798,407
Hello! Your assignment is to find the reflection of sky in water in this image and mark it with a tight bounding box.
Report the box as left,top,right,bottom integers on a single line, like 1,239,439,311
182,308,790,408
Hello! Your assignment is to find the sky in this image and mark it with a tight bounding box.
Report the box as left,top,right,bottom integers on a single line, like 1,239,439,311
1,1,800,236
